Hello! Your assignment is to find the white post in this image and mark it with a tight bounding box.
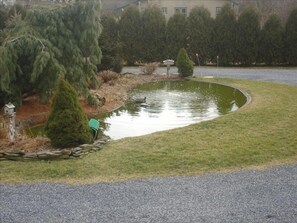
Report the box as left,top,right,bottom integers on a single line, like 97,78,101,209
8,112,16,143
4,102,16,143
196,53,202,77
217,55,219,78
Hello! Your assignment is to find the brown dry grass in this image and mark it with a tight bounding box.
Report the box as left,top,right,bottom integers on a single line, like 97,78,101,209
0,135,51,153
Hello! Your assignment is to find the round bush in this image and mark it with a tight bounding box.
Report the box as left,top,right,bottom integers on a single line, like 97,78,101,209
45,78,92,148
176,48,193,77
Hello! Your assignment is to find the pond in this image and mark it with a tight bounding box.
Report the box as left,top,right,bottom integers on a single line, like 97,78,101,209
95,80,247,140
28,80,247,140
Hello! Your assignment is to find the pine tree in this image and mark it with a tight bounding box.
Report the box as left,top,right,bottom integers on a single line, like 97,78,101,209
0,6,8,30
166,13,187,60
118,5,142,65
141,5,166,62
176,48,193,77
285,7,297,65
212,4,237,66
236,7,260,66
187,6,213,65
45,78,92,148
259,14,284,65
98,14,119,71
0,0,102,105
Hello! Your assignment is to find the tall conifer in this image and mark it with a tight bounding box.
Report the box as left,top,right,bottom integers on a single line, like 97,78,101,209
187,6,213,65
236,7,260,65
285,7,297,65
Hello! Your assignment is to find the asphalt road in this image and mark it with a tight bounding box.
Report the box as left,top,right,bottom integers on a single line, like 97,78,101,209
123,66,297,86
1,68,297,223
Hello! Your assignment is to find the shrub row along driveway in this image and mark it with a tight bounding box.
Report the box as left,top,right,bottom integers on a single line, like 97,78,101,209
1,68,297,223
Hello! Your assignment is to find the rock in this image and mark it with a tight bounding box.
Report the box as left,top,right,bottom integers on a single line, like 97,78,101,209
24,153,38,159
37,151,62,159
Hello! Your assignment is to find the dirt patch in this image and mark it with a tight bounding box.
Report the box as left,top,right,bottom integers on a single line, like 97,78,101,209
0,74,180,153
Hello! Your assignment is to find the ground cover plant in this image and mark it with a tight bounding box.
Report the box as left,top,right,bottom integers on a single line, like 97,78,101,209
0,78,296,183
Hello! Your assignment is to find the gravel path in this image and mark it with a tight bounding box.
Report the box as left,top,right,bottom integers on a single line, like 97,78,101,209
1,164,297,223
1,68,297,223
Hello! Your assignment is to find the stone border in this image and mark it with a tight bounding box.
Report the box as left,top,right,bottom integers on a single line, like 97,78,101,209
0,136,110,161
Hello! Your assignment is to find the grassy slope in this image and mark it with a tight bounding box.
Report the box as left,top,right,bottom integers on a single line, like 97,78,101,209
1,78,297,183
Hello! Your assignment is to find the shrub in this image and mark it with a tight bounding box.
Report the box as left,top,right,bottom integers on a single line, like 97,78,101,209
140,62,159,75
98,70,120,83
44,78,92,148
112,54,123,73
176,48,193,77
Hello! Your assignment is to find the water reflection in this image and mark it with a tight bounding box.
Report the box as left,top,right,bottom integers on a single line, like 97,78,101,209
96,81,246,139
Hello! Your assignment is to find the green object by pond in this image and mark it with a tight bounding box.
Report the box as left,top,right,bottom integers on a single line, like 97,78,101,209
88,119,100,139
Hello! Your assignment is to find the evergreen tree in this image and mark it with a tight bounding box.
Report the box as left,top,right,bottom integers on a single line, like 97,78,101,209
166,13,187,60
0,0,102,105
118,5,142,65
259,14,284,65
212,4,237,66
98,14,119,71
8,3,26,19
285,7,297,65
187,6,213,65
141,5,166,62
236,7,260,66
45,78,92,148
0,6,8,30
176,48,193,77
0,14,64,105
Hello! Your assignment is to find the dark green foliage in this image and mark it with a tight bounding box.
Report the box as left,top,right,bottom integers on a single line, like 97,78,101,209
212,4,237,65
141,5,166,62
187,6,213,65
0,6,8,30
8,4,26,19
176,48,193,77
259,14,284,65
98,14,119,71
236,7,261,66
45,78,92,148
166,13,187,60
118,5,142,65
112,53,123,73
0,0,102,105
285,7,297,65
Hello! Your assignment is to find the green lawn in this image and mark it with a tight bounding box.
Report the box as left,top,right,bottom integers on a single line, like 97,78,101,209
1,78,297,184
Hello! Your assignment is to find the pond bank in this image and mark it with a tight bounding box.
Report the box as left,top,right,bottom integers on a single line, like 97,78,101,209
0,74,180,154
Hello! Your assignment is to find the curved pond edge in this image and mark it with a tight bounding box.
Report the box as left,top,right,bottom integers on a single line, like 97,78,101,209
0,79,251,162
191,78,252,111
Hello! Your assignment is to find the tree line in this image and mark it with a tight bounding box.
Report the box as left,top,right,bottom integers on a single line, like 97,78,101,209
100,4,297,69
1,2,297,107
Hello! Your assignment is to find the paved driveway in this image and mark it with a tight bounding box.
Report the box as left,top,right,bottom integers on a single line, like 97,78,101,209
1,67,297,223
123,66,297,86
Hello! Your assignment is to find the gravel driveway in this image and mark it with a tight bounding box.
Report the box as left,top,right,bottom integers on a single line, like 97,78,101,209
1,164,297,223
1,68,297,223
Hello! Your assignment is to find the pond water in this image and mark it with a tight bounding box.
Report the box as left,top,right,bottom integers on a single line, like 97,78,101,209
28,81,247,140
95,80,247,139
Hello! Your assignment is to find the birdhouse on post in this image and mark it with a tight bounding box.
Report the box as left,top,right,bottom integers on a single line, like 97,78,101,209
4,102,15,116
163,59,174,76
